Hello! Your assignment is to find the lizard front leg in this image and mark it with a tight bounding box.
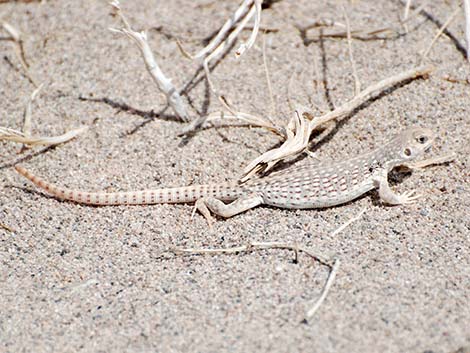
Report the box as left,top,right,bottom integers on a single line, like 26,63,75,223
194,193,264,226
374,174,421,205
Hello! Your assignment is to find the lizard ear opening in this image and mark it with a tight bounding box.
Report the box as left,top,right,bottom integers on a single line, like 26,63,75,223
417,135,428,144
404,148,412,157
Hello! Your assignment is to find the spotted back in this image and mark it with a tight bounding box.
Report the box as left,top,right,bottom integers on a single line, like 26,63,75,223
245,127,435,209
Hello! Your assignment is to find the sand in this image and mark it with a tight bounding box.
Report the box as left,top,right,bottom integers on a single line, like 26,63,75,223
1,0,469,352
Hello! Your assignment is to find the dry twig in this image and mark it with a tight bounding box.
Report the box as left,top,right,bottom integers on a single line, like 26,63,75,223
161,207,365,320
22,83,43,138
1,21,39,87
421,6,460,61
109,1,189,122
235,0,262,58
1,86,87,147
343,7,361,95
241,65,433,179
402,0,412,32
0,126,87,146
262,33,277,123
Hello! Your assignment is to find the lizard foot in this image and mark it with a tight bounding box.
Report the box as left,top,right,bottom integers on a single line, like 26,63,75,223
398,190,421,205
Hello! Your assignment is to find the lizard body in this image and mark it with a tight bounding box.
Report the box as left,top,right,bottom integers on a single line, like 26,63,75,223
15,127,434,225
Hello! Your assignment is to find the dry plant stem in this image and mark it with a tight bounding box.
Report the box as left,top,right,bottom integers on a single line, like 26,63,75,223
297,18,343,32
305,4,428,43
241,108,311,181
308,65,432,127
305,259,339,319
20,84,43,152
23,84,43,138
167,241,330,266
343,8,361,95
180,110,283,136
203,4,256,95
0,126,87,146
241,65,433,179
166,207,365,319
109,1,189,122
403,0,412,32
421,6,460,61
165,241,334,319
305,25,397,41
262,33,277,123
2,21,38,87
331,207,366,237
464,0,470,62
179,0,253,60
235,0,262,58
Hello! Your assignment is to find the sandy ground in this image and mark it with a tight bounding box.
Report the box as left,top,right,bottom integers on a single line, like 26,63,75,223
1,0,469,352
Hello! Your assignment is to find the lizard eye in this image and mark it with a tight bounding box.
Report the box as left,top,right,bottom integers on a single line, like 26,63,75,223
417,135,428,144
404,148,412,156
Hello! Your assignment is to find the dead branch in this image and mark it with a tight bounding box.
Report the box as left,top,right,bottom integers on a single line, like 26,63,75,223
109,1,190,122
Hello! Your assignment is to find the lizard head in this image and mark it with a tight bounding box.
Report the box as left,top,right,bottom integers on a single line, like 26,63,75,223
383,127,435,168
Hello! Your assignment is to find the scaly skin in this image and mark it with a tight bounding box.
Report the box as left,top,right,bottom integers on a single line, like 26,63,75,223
15,127,435,225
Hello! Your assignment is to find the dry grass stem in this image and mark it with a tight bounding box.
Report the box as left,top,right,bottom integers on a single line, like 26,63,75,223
305,25,397,41
402,0,412,32
241,65,433,179
1,21,39,87
180,110,283,137
308,65,432,127
109,1,189,122
301,1,428,42
421,6,460,61
178,0,253,61
305,259,339,319
161,241,335,319
297,18,343,32
202,4,256,96
0,126,87,146
343,7,361,95
179,1,258,110
262,33,277,123
2,84,86,146
331,207,366,237
163,207,366,320
165,241,330,266
23,84,43,138
235,0,262,58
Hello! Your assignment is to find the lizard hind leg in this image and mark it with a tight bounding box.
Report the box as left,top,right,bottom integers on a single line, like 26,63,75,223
194,193,264,227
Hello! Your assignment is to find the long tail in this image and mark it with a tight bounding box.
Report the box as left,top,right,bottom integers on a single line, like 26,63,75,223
14,165,238,205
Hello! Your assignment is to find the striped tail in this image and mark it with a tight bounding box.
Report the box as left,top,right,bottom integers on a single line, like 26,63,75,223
14,165,240,205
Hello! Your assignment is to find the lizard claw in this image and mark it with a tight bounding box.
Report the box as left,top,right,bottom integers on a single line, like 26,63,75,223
399,190,421,205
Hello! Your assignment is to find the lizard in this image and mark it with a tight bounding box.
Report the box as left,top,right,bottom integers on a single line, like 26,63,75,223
14,127,435,226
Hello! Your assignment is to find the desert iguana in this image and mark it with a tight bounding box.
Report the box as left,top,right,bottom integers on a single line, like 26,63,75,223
15,127,435,225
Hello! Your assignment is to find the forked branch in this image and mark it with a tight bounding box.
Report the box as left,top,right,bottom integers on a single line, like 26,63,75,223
109,1,190,122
